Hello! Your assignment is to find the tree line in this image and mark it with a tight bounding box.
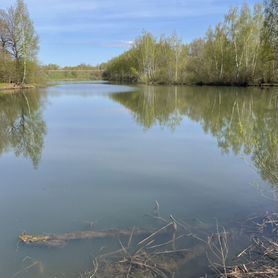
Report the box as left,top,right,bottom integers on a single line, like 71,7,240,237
0,0,40,85
104,1,278,86
42,64,104,81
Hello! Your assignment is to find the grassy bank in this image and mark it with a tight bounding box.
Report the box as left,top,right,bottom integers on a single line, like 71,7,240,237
44,70,103,81
0,83,36,91
41,64,104,82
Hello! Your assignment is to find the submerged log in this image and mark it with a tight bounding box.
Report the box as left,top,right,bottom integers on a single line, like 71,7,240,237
19,228,167,247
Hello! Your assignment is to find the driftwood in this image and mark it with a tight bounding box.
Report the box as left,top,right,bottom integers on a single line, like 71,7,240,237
17,202,278,278
19,228,172,247
84,243,207,278
81,217,208,278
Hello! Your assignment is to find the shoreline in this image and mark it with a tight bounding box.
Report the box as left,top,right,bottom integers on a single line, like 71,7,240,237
1,81,277,96
0,83,36,93
107,80,278,89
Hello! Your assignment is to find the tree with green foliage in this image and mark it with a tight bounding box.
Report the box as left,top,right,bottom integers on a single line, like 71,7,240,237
261,0,278,82
264,0,278,49
135,32,157,83
0,0,39,84
103,3,277,86
104,32,189,84
102,49,139,82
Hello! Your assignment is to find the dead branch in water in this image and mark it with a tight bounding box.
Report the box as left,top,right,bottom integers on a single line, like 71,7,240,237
80,202,210,278
207,226,229,278
17,201,217,277
224,213,278,278
82,225,207,278
19,202,278,278
19,228,156,247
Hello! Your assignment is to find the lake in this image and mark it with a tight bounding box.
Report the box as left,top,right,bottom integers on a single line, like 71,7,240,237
0,82,277,277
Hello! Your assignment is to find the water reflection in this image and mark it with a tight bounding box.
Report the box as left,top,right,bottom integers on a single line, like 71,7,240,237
0,84,277,277
111,86,278,186
1,85,277,186
0,90,47,168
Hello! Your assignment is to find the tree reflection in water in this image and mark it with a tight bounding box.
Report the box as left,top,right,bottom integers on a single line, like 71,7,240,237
0,90,47,168
111,86,278,186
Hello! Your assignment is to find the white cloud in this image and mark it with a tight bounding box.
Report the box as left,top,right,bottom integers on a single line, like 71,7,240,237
42,39,134,49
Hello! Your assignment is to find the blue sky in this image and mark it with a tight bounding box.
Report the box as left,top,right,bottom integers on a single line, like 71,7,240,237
1,0,260,66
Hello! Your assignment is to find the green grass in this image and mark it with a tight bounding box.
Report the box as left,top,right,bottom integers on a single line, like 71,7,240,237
44,70,103,81
0,83,8,96
0,83,8,89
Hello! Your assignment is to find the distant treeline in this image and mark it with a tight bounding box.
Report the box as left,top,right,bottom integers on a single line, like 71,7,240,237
0,0,41,85
103,1,278,86
42,64,104,81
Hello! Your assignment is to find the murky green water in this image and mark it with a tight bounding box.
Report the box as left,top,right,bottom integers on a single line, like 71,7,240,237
0,83,277,277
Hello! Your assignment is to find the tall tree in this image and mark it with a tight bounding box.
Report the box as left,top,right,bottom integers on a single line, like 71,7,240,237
264,0,278,50
103,3,277,85
0,0,38,84
135,32,157,83
262,0,278,82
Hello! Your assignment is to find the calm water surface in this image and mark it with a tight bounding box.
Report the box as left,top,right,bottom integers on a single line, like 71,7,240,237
0,83,277,277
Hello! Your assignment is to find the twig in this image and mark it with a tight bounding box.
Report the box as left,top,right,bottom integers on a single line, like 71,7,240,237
127,226,135,249
151,249,189,256
237,244,253,258
89,259,98,278
137,222,173,246
147,234,185,250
